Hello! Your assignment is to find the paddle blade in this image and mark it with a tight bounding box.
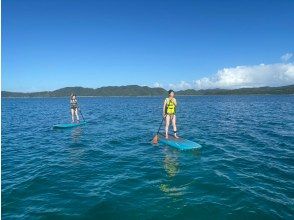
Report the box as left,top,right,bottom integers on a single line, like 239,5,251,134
152,134,159,144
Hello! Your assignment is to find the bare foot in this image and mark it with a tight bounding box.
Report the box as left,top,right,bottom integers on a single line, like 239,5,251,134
165,135,169,139
174,134,179,139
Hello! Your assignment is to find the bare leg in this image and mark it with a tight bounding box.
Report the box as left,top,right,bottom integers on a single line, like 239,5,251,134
75,109,80,122
71,109,75,123
165,115,170,139
172,115,179,138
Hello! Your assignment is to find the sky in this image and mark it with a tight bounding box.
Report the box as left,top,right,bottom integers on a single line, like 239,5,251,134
2,0,294,92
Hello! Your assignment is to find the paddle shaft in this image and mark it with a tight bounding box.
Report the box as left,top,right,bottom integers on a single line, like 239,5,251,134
156,115,166,135
78,106,85,122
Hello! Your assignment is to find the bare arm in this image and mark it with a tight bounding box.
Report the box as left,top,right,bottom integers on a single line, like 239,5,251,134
173,98,177,106
163,100,167,117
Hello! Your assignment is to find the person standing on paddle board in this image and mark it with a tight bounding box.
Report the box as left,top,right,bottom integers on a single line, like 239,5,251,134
70,93,80,123
163,90,179,139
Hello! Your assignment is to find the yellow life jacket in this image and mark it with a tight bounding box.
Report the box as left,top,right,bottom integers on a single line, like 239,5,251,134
165,98,176,115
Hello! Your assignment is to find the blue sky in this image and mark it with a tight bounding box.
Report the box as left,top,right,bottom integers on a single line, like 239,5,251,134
2,0,294,92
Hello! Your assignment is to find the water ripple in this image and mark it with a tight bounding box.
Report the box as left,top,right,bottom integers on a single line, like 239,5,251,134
2,96,294,219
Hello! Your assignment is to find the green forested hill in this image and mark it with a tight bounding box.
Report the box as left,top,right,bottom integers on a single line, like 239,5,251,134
177,85,294,95
2,85,166,97
2,84,294,97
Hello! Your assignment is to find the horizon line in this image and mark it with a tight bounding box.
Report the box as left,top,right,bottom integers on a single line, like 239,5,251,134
2,84,294,94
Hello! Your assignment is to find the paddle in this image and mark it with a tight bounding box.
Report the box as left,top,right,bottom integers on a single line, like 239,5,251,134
78,106,86,122
152,115,166,144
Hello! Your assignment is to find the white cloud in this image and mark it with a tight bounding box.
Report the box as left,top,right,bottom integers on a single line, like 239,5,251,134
153,82,163,88
194,63,294,89
168,81,192,90
154,62,294,90
281,53,293,62
193,63,294,89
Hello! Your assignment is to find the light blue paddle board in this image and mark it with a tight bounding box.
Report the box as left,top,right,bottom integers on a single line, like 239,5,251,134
158,133,202,150
53,122,86,129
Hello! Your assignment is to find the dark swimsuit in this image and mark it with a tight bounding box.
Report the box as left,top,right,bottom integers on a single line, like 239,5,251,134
70,98,78,110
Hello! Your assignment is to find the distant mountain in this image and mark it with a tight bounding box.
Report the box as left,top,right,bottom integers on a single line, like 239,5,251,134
177,84,294,95
2,85,166,97
2,84,294,98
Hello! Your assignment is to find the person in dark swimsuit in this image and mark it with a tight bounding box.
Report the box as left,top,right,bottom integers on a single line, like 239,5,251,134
70,93,80,123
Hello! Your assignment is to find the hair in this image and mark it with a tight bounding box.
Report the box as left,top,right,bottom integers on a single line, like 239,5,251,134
168,90,174,95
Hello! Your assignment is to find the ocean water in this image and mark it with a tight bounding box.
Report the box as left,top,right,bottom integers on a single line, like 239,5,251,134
2,95,294,219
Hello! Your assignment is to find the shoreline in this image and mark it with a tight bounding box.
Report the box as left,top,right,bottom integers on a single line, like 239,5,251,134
2,93,294,99
2,85,293,98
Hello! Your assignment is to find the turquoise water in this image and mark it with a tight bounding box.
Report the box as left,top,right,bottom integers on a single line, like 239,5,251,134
2,96,294,219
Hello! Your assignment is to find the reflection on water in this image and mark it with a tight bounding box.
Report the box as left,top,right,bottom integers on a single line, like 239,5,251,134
163,148,179,178
160,147,202,197
67,142,86,165
160,148,181,197
159,184,189,197
71,127,83,142
68,127,86,164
